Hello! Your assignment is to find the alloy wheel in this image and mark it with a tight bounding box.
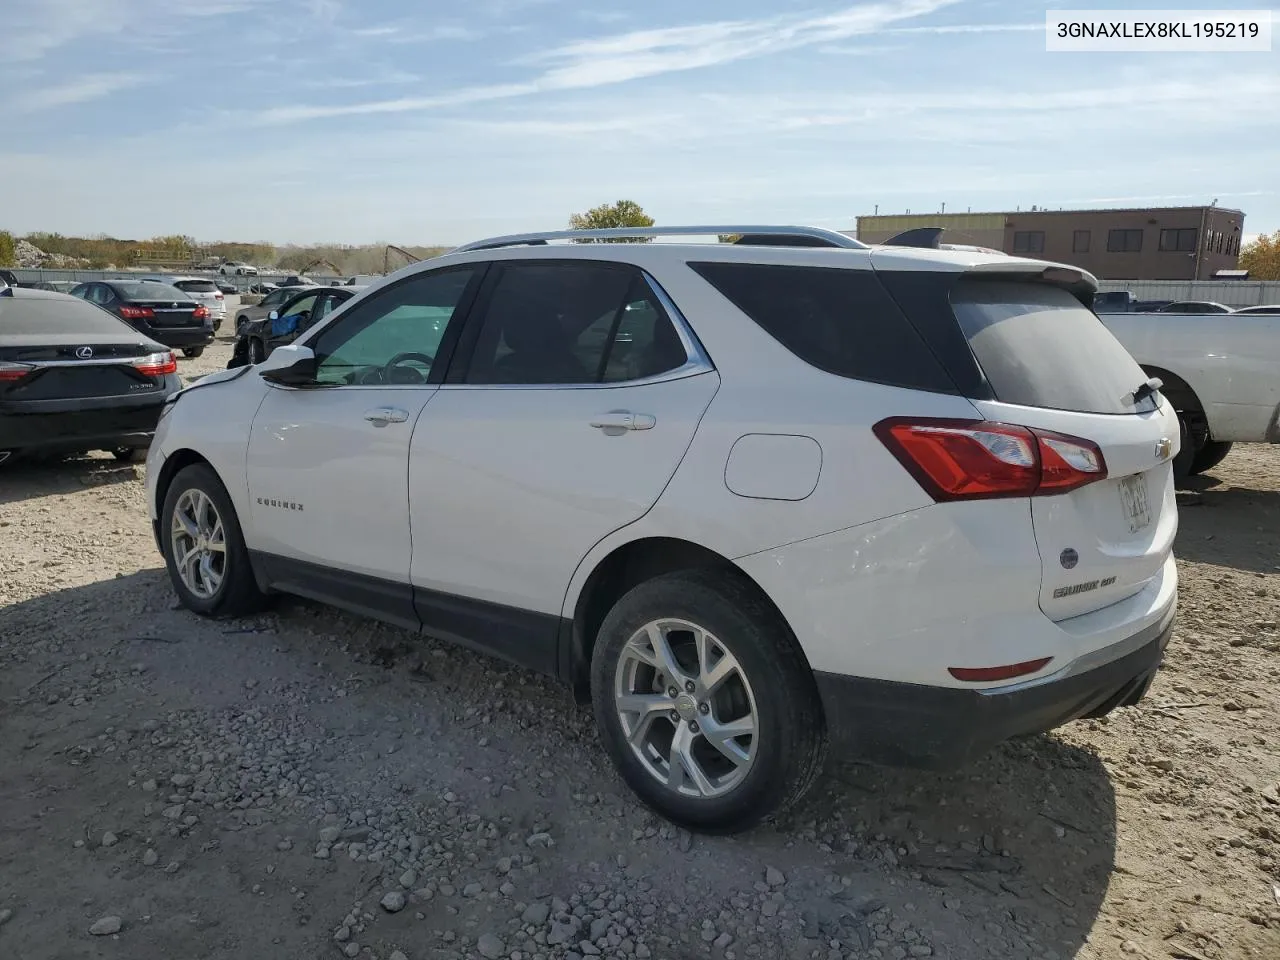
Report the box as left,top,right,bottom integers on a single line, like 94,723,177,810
613,618,759,799
170,488,227,599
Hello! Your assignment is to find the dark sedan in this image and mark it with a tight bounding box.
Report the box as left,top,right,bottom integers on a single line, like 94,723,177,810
69,279,214,358
0,287,182,465
229,285,363,366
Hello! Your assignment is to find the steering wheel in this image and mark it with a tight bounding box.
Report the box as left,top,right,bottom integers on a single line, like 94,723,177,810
383,352,435,384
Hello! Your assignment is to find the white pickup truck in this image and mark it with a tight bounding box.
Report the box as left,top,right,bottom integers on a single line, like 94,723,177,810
1097,309,1280,477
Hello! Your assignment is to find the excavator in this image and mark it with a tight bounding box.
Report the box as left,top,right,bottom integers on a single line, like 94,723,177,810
383,244,421,274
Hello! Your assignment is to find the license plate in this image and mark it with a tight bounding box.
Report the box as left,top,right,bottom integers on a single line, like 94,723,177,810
1119,473,1151,533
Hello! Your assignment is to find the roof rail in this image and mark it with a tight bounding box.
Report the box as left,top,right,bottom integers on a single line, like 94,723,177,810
453,225,869,253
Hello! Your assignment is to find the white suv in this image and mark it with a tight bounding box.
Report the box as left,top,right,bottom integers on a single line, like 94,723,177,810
145,226,1178,832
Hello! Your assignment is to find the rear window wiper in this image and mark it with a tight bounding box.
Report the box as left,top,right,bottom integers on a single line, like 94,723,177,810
1131,377,1163,404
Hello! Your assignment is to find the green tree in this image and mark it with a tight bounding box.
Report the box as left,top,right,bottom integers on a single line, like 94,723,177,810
0,230,15,267
568,200,655,242
1239,229,1280,280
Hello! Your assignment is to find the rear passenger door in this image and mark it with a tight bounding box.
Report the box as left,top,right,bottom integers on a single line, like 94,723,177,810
407,259,719,672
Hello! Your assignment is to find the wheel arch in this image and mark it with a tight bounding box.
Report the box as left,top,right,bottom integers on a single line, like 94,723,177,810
1142,365,1203,415
153,448,215,520
564,536,811,702
1142,364,1211,445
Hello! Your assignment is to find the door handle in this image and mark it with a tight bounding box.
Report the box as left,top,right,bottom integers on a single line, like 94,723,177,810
364,407,409,426
590,411,656,432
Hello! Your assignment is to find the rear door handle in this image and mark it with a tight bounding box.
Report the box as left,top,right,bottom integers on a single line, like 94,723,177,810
364,407,409,426
590,411,656,432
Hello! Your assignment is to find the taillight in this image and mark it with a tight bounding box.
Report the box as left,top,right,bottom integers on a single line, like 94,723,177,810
133,351,177,377
119,305,155,319
0,361,34,382
874,418,1106,501
193,305,210,319
214,292,224,300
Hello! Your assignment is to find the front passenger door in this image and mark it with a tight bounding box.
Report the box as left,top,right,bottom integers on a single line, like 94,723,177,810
245,265,483,627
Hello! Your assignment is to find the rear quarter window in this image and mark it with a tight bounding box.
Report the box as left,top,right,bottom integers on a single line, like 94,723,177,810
952,280,1153,415
688,262,955,393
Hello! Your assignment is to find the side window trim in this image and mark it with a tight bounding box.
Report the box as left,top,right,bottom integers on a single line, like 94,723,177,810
442,261,713,390
298,263,488,388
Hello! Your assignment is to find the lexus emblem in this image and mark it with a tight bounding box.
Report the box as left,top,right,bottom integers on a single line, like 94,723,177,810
75,346,93,359
1154,437,1172,460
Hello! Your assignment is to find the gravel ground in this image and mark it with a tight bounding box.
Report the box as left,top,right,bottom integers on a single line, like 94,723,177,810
1,334,1278,960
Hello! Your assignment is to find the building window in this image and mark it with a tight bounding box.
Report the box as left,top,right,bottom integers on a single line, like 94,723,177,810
1012,230,1045,254
1159,227,1198,252
1217,232,1225,253
1107,228,1143,253
1072,230,1090,253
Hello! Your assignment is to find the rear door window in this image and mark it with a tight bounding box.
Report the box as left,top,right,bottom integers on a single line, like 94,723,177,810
689,262,954,392
460,261,688,385
951,280,1153,415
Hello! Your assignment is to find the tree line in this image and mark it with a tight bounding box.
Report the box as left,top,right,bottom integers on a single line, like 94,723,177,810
6,208,1278,281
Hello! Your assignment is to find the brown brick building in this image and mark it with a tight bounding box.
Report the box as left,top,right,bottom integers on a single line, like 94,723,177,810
854,206,1245,280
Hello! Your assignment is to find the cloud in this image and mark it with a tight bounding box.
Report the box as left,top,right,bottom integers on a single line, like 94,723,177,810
14,72,148,111
253,0,959,122
882,22,1041,34
0,0,265,62
305,70,422,89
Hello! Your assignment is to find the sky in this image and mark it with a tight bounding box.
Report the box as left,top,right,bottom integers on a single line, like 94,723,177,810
0,0,1276,246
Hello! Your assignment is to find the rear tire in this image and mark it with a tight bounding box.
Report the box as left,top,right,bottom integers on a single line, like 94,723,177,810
248,339,266,364
1189,440,1232,476
183,347,205,359
111,446,143,463
161,463,269,619
1172,415,1199,482
590,570,827,834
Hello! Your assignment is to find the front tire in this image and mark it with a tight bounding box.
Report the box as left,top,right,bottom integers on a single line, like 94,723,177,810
248,339,266,364
111,446,143,463
591,570,826,834
161,463,268,618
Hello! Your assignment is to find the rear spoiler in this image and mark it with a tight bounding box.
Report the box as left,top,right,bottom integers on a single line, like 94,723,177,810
961,261,1098,307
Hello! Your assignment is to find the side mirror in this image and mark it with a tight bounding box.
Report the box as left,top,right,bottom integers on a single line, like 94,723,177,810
258,344,317,386
268,309,279,321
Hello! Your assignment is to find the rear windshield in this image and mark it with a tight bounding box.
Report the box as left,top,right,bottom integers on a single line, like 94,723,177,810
115,283,190,301
952,280,1153,415
0,294,135,335
172,280,218,293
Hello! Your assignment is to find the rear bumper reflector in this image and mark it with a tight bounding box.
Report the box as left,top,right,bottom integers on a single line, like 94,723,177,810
947,657,1053,682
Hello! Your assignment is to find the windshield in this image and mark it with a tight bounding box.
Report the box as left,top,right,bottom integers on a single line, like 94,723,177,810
0,294,135,335
952,280,1155,415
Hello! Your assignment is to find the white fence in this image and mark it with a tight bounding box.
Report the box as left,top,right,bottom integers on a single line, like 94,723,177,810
1095,279,1280,308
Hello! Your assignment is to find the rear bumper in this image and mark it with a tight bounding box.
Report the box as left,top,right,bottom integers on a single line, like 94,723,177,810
0,400,168,455
147,327,215,348
815,613,1173,769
